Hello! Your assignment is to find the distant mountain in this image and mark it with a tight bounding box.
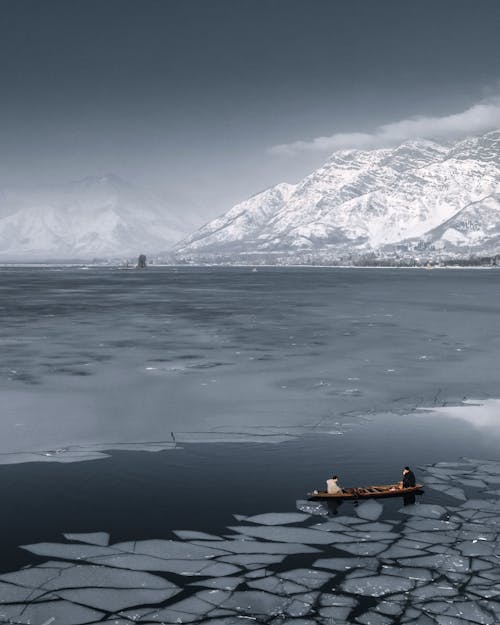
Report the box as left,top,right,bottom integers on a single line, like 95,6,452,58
0,175,187,260
174,130,500,264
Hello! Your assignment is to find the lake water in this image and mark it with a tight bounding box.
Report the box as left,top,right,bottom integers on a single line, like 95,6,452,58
1,267,500,624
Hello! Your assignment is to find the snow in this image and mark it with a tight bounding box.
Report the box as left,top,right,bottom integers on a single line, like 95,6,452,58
341,574,415,596
397,554,470,573
296,500,329,516
175,130,500,264
0,175,188,260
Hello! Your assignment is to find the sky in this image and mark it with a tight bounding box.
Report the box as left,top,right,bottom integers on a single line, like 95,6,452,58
1,0,500,222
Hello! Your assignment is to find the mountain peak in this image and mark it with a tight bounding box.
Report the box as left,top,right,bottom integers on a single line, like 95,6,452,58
175,130,500,263
0,175,188,260
69,174,134,192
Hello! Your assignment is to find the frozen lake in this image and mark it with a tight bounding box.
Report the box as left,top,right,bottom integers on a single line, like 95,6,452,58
2,266,500,623
2,266,500,458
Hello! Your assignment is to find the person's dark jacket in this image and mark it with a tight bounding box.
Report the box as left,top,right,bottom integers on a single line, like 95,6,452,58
403,470,416,488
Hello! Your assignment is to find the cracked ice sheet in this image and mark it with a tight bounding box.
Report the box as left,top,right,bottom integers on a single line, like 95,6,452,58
0,450,111,465
0,563,180,613
342,574,415,597
336,541,392,556
192,540,319,554
22,537,228,563
56,587,178,612
399,504,448,519
63,532,110,546
227,525,339,544
11,563,176,592
238,512,310,525
93,555,241,576
218,554,285,566
217,590,291,616
144,590,231,623
314,557,378,572
278,568,332,590
8,456,500,624
426,484,467,501
21,539,242,576
247,576,307,595
356,610,394,625
381,565,434,582
0,581,54,603
0,426,316,467
0,441,179,466
355,500,383,521
296,500,329,516
173,530,223,540
189,576,244,591
0,600,104,625
397,554,470,573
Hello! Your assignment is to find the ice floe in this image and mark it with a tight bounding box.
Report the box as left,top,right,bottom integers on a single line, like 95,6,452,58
63,531,110,546
5,455,500,624
341,573,415,596
355,499,383,521
228,525,338,544
240,512,309,525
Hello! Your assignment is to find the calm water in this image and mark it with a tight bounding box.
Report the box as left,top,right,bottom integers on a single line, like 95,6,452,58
1,266,500,574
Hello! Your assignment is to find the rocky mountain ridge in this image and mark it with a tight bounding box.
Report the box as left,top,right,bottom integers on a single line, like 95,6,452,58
174,130,500,264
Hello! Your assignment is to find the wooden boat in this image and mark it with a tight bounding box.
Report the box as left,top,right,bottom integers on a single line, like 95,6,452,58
308,483,424,501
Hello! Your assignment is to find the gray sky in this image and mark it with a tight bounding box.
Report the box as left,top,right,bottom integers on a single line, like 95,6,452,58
1,0,499,221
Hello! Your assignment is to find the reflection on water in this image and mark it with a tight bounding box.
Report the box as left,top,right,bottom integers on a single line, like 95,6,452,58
403,493,416,506
428,398,500,432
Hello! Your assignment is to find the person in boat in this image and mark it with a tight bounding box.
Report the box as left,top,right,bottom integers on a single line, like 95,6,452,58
326,475,343,495
399,466,416,489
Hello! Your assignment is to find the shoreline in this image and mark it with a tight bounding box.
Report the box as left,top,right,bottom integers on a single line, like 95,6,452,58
0,262,498,270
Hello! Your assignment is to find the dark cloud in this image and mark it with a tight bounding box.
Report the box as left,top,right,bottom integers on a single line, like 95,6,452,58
0,0,499,218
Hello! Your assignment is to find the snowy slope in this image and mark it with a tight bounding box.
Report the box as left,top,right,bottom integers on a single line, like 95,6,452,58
0,175,186,260
401,193,500,256
175,130,500,261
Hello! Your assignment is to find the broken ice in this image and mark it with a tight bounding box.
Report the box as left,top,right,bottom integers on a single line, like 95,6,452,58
3,455,500,624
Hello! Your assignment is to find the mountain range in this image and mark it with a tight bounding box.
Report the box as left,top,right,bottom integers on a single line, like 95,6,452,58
174,130,500,264
0,175,188,260
0,131,499,263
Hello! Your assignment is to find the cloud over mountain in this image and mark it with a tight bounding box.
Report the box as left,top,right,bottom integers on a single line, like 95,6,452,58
270,97,500,156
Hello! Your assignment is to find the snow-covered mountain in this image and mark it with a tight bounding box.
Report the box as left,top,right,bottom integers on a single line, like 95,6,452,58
175,130,500,263
0,175,187,260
